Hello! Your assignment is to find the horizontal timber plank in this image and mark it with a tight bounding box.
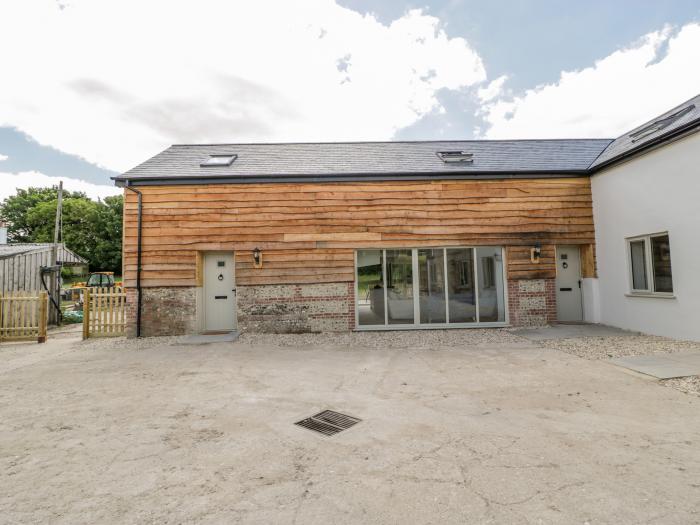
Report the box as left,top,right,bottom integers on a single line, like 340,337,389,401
124,195,593,210
129,178,589,197
123,177,594,284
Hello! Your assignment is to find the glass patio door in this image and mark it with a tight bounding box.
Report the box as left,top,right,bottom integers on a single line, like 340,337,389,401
445,248,477,323
418,249,447,323
356,247,506,327
386,249,414,325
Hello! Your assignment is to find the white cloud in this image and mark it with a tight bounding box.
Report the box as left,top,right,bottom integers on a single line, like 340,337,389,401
0,0,486,172
481,24,700,139
0,171,122,202
0,154,8,161
477,75,508,103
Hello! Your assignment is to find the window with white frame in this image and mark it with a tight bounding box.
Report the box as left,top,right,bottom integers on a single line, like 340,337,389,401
627,233,673,294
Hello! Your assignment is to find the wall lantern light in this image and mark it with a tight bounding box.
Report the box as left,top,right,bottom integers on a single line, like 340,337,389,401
530,242,541,264
253,247,263,269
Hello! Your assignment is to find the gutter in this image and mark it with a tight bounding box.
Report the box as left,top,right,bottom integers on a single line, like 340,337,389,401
113,169,590,187
124,182,143,338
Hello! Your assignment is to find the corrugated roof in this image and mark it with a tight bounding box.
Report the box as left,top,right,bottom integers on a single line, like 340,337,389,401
115,139,613,184
590,93,700,169
0,243,87,263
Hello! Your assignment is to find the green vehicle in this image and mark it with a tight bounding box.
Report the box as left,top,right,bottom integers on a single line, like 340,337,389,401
85,272,116,288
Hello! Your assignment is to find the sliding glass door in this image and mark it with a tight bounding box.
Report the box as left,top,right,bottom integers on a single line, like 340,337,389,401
418,249,446,324
356,249,385,326
356,246,506,328
446,248,476,323
386,250,414,325
476,247,506,322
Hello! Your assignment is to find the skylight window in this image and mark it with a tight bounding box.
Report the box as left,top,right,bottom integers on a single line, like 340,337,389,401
436,151,473,163
629,105,695,143
200,154,237,167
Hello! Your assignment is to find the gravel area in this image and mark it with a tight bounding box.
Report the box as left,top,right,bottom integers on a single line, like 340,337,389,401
536,333,700,398
78,334,185,351
236,327,525,349
662,376,700,397
537,334,700,360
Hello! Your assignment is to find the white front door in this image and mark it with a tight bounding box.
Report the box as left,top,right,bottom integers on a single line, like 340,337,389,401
203,252,236,332
555,245,583,322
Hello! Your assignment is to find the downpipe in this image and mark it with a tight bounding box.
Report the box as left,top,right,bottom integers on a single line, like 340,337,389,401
125,182,143,337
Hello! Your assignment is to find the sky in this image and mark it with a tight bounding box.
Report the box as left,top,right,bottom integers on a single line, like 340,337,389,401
0,0,698,201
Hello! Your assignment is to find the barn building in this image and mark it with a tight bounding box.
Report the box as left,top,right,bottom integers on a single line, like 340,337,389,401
115,95,700,340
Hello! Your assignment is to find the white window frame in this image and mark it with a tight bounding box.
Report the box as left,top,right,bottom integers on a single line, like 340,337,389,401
625,232,674,297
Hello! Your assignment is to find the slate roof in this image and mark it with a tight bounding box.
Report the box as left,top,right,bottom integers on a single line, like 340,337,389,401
0,243,87,263
115,139,613,185
114,93,700,185
590,93,700,170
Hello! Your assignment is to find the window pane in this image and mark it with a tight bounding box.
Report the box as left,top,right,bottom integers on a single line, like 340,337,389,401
630,240,647,290
651,235,673,293
418,249,446,323
476,247,505,322
446,248,476,323
386,249,414,324
357,250,385,325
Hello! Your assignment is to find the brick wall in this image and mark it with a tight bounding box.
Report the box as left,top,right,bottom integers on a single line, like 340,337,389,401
507,278,556,327
237,282,355,333
126,278,554,337
126,287,196,338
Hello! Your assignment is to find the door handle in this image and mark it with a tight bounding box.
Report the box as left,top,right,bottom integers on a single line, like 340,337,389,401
214,295,228,299
559,287,572,292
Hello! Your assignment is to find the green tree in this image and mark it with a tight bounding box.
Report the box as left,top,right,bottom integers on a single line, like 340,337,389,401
0,186,87,242
0,187,123,274
27,197,100,263
93,195,123,272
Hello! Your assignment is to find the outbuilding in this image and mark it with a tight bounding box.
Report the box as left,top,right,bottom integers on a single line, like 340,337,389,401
0,232,88,325
0,238,87,294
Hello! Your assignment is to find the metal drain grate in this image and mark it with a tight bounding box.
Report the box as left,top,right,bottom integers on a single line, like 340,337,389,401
295,410,361,436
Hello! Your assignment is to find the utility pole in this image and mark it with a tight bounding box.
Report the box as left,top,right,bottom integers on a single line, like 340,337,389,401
50,181,63,325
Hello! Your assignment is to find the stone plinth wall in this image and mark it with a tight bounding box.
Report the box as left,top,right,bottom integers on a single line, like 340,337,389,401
126,287,196,338
237,282,354,333
507,279,556,327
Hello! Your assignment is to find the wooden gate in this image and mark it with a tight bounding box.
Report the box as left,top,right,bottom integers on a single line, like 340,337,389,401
0,291,48,343
83,287,127,339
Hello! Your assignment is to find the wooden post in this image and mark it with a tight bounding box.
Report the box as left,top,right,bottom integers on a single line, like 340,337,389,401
580,244,596,278
50,181,63,326
82,288,90,340
38,291,48,343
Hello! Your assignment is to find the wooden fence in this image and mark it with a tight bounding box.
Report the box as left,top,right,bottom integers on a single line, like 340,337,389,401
83,287,127,339
0,291,48,343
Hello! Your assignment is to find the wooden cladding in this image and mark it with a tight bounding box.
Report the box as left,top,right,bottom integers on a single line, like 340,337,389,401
122,178,595,287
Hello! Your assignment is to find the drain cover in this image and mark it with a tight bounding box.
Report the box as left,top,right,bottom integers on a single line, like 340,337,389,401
295,410,361,436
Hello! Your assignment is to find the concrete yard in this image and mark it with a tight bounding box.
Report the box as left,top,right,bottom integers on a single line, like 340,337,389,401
610,351,700,379
1,328,700,524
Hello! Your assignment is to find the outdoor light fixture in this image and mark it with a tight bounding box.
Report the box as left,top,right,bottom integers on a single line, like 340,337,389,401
531,242,542,263
253,247,263,269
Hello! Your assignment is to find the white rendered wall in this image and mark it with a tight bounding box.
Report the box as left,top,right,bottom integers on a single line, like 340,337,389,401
591,132,700,341
581,278,601,323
